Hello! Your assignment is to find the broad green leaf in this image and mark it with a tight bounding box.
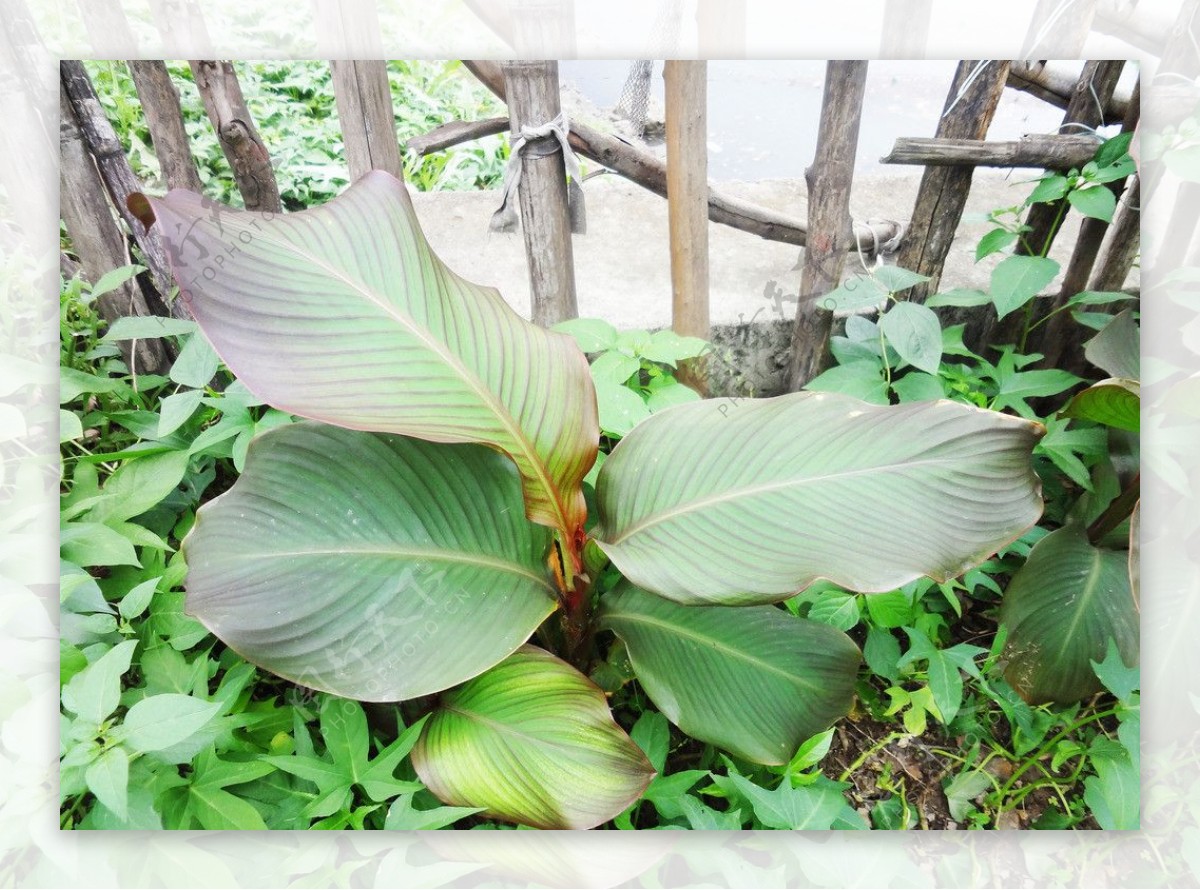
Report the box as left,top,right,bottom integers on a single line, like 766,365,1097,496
804,360,890,404
993,369,1082,418
944,769,991,821
143,173,598,541
1092,637,1140,703
590,350,641,385
169,333,221,388
990,256,1060,319
646,379,702,413
975,228,1018,262
88,264,145,300
629,710,671,773
595,392,1044,605
60,522,139,568
872,265,930,294
550,317,617,353
1068,185,1117,222
158,389,204,437
183,422,557,701
720,770,847,829
1085,737,1139,829
804,587,861,631
1094,133,1133,168
891,372,945,403
601,584,859,765
103,315,198,341
384,793,482,829
1026,174,1070,205
1000,525,1138,704
60,409,83,443
190,785,267,830
879,301,942,374
85,746,129,821
60,367,125,403
1060,378,1140,431
412,646,654,829
680,795,743,829
821,276,890,312
112,694,220,753
74,450,190,525
594,379,650,437
1085,309,1139,380
639,329,708,366
61,640,137,725
118,577,158,620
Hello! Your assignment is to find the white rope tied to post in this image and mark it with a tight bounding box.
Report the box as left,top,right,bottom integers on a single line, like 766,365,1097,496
490,111,586,234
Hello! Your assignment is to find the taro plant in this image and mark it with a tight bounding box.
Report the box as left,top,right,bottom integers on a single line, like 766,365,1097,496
132,171,1044,829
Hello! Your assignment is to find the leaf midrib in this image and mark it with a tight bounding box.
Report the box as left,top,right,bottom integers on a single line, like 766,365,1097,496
228,546,557,596
202,214,570,534
608,610,821,693
605,453,987,545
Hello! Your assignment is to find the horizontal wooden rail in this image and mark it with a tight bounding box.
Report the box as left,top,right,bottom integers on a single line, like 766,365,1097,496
881,134,1100,169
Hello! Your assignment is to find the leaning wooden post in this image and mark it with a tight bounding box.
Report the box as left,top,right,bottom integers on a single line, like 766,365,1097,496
59,60,187,321
1058,77,1140,299
895,60,1010,303
331,60,404,182
60,84,168,374
189,60,282,212
787,61,869,391
1015,60,1124,258
664,60,710,392
501,60,578,327
1088,174,1140,292
127,60,204,192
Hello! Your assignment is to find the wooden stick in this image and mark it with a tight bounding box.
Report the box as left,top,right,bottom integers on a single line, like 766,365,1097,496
881,134,1099,169
1006,61,1130,124
1016,60,1124,258
787,61,870,391
60,83,169,374
502,60,578,326
127,60,204,192
1059,78,1140,299
896,60,1011,304
59,60,187,321
665,61,710,392
331,60,404,182
1088,176,1140,293
189,60,281,212
463,60,901,253
406,117,510,156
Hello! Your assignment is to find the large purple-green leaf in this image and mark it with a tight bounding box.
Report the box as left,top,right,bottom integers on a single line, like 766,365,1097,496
600,583,859,765
1000,524,1138,704
183,422,558,701
595,392,1044,605
413,646,654,829
140,173,597,542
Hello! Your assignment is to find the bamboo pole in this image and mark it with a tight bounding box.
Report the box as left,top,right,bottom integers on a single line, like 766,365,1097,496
502,60,578,327
59,60,187,321
895,60,1010,304
463,60,901,252
60,83,169,374
881,134,1099,169
189,60,282,212
331,60,404,182
664,61,710,392
1006,61,1130,124
127,60,204,192
787,61,870,391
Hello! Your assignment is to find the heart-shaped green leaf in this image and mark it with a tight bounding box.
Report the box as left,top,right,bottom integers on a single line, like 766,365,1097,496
413,646,654,829
1060,378,1140,431
600,584,860,765
1000,525,1138,704
596,392,1044,605
183,422,558,701
990,255,1060,319
141,173,598,543
1085,309,1139,380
